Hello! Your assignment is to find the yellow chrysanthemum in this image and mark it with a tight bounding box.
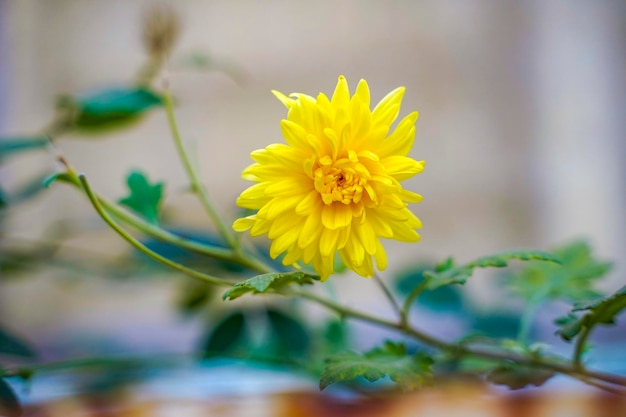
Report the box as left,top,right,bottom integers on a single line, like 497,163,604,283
233,75,425,280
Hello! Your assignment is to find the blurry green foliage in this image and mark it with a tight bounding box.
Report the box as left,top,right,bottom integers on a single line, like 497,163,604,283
267,308,310,357
424,250,561,291
58,87,163,135
556,285,626,342
0,137,48,160
0,326,36,359
203,312,247,356
118,170,164,225
508,240,611,303
0,379,21,417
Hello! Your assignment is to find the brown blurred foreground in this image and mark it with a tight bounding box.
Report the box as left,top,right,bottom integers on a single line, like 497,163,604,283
23,385,626,417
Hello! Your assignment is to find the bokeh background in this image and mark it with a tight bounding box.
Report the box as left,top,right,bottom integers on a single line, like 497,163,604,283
0,0,625,375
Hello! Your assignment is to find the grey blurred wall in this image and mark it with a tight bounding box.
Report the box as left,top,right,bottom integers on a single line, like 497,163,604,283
1,0,625,354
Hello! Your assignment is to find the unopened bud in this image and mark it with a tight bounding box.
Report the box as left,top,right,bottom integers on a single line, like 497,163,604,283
142,4,180,59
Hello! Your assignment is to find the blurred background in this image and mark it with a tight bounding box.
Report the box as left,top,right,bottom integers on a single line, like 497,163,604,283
0,0,625,389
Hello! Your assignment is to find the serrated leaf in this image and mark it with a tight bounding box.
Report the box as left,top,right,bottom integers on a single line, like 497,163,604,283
0,137,48,159
508,241,611,303
64,87,163,135
118,170,164,225
0,379,22,417
486,364,554,389
556,286,626,343
554,313,584,341
202,312,246,356
425,250,560,291
0,327,35,358
319,341,433,391
222,272,319,300
267,309,310,356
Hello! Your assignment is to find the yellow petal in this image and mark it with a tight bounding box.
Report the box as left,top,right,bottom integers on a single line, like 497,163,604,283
319,228,340,257
382,156,425,181
331,75,350,109
321,203,353,230
232,216,255,232
374,239,388,270
372,87,404,125
355,79,371,109
272,90,295,108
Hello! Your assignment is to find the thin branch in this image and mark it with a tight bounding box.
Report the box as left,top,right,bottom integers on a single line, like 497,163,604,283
78,174,231,288
161,86,237,249
373,273,404,320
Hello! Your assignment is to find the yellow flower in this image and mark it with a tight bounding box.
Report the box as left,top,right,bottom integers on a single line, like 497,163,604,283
233,75,425,280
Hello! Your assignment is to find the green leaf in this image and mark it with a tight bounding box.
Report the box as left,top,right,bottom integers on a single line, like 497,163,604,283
556,286,626,343
0,137,48,159
118,170,164,225
0,379,22,417
486,364,554,389
267,309,310,356
1,172,57,206
60,87,163,135
202,312,246,356
425,250,560,291
554,313,584,342
222,272,319,301
319,341,433,391
323,319,349,352
0,327,35,358
508,240,611,303
176,279,215,316
0,188,7,209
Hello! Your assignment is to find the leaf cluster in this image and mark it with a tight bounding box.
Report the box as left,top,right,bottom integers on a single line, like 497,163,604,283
555,285,626,342
508,240,611,303
319,341,433,391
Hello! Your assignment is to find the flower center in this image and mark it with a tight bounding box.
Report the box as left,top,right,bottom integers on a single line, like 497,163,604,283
313,154,369,205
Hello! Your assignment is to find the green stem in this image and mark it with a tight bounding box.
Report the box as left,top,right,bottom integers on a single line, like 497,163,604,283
573,324,593,369
517,299,541,344
78,174,232,288
101,195,272,274
57,170,272,274
288,288,626,392
400,278,429,326
373,273,403,320
2,353,192,378
162,90,237,250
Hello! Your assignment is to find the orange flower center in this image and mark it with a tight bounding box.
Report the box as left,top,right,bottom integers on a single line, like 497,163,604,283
313,153,370,205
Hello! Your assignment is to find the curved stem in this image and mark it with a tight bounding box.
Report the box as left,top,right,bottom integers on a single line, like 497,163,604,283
373,273,403,321
288,288,626,392
401,278,429,326
78,174,232,288
56,168,272,274
162,89,237,250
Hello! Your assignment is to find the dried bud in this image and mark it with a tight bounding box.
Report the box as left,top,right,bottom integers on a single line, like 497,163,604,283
142,4,180,58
